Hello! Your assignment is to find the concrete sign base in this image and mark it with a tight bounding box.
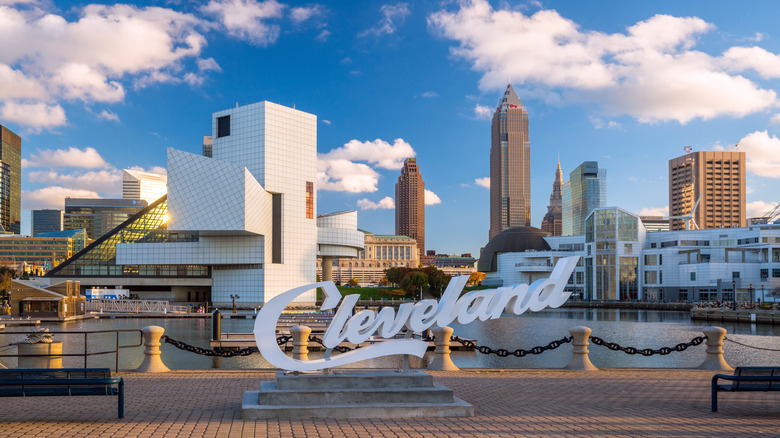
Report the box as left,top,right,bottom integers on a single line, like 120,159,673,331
242,370,474,419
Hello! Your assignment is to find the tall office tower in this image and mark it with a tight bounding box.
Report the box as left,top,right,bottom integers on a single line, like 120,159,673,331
562,161,607,236
489,84,530,240
668,151,745,230
0,126,21,234
31,209,63,236
122,169,167,203
203,136,212,157
64,198,147,239
395,158,425,261
541,161,563,236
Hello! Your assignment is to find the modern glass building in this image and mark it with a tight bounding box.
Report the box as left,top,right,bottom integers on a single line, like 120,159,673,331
64,198,147,240
489,84,531,240
0,125,21,234
0,228,87,274
562,161,607,236
122,169,167,204
31,209,63,236
585,207,644,300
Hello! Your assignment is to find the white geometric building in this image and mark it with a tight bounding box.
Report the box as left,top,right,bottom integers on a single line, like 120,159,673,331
46,101,363,306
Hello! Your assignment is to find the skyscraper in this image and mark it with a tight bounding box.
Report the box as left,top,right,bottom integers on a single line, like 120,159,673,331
123,169,167,203
0,125,21,234
668,151,745,230
31,209,63,236
541,161,563,236
562,161,607,236
489,84,530,240
395,157,425,261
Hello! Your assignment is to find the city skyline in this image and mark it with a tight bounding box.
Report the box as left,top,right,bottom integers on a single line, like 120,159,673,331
3,0,780,255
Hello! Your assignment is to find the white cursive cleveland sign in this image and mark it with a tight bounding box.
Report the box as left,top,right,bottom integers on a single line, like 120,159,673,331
254,256,579,371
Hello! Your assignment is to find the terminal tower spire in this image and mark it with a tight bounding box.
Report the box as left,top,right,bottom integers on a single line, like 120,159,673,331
541,161,563,236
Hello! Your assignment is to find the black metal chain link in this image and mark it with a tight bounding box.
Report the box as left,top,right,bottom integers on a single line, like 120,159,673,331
160,334,292,357
459,336,574,357
589,335,705,356
306,335,354,353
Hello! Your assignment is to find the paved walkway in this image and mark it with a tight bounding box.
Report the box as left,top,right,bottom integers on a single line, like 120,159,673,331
1,369,779,437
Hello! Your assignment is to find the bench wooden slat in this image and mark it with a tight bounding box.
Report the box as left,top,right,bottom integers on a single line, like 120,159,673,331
712,366,780,412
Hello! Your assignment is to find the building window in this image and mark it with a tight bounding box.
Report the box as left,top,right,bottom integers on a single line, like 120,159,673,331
305,182,314,219
732,271,740,279
217,115,230,138
773,269,780,278
690,272,696,281
761,269,768,280
624,243,632,254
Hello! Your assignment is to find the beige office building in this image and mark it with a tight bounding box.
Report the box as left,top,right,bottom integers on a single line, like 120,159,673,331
490,84,530,240
396,158,425,260
668,151,746,231
318,231,418,284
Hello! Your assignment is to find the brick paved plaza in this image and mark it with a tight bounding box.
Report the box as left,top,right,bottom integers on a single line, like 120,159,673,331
0,369,778,437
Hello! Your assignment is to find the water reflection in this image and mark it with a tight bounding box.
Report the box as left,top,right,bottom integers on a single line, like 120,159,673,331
0,309,778,370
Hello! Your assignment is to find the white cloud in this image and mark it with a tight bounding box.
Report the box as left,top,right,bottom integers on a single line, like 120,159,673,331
0,3,208,129
319,138,415,170
98,109,119,122
23,146,110,169
197,57,222,72
428,2,780,124
359,2,410,37
128,165,167,176
290,5,323,24
637,206,669,217
23,186,99,210
202,0,284,46
590,116,621,129
425,189,441,205
747,200,779,218
357,196,395,210
0,101,65,130
316,29,331,41
717,130,780,178
475,177,490,188
27,169,122,195
317,159,379,193
771,114,780,125
321,119,331,125
474,104,492,120
421,91,438,98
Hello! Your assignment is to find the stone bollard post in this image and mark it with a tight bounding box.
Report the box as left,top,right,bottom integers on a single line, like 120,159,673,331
698,326,733,371
428,326,459,371
290,325,311,362
135,326,170,373
564,326,599,371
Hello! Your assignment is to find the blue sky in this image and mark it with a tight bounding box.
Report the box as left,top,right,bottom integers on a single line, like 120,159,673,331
4,0,780,255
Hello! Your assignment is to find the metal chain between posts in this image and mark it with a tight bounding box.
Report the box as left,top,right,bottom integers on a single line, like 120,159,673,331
160,334,292,357
306,335,353,353
451,335,574,357
589,335,706,356
723,336,780,352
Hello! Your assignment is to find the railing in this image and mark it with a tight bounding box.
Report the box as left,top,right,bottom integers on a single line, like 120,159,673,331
0,329,143,372
87,299,188,314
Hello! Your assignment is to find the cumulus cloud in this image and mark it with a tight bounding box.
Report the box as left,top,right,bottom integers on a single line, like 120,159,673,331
23,186,100,210
317,159,379,193
319,138,415,170
638,206,669,217
0,3,208,129
428,1,780,124
747,200,779,218
98,109,119,122
475,177,490,188
424,189,441,205
715,131,780,177
27,169,122,195
474,104,492,120
771,114,780,125
359,2,410,37
590,116,621,129
197,57,222,72
202,0,284,46
23,146,110,169
357,196,395,210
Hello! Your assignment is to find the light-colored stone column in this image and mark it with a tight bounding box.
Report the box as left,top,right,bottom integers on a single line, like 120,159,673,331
698,326,733,371
428,326,459,371
564,326,599,371
136,326,170,373
322,256,333,283
18,342,63,369
291,325,311,362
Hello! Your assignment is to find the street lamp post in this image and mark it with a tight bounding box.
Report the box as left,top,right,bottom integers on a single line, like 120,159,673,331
230,294,240,313
732,280,736,310
749,284,753,305
762,285,765,305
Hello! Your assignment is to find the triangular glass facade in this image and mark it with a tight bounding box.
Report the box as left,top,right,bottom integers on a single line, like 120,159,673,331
46,195,208,278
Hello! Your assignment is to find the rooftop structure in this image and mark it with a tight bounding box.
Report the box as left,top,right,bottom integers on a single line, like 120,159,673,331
123,169,167,204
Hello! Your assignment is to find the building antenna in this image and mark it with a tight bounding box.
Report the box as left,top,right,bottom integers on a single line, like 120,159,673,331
684,145,692,154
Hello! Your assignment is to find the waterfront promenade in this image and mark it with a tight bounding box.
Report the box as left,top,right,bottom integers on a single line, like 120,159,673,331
1,368,778,437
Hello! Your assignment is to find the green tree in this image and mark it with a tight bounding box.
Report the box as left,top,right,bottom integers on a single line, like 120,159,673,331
0,267,14,300
410,272,428,299
384,267,403,285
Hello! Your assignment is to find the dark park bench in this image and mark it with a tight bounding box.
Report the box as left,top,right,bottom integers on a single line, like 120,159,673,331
0,368,124,418
712,366,780,412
